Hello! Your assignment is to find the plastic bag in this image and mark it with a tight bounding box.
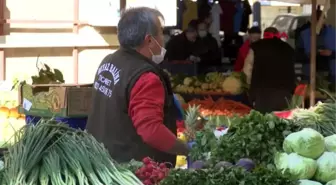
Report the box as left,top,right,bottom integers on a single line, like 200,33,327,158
299,180,322,185
314,152,336,183
274,152,317,179
283,128,325,159
325,135,336,152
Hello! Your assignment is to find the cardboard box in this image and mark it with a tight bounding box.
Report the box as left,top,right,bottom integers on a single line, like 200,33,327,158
18,84,93,118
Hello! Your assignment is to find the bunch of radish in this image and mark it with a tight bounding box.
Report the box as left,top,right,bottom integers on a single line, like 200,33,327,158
135,157,170,185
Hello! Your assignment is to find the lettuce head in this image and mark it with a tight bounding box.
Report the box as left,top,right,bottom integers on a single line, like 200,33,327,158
325,135,336,152
299,180,322,185
326,180,336,185
283,128,325,159
274,152,317,180
314,152,336,183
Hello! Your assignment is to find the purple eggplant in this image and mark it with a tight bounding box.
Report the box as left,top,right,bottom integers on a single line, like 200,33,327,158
190,160,206,169
214,161,233,169
236,158,255,171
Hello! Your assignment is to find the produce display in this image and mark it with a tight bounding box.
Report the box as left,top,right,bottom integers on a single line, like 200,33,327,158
160,166,297,185
22,63,65,110
0,81,26,148
165,71,247,95
0,120,142,185
293,101,336,137
131,157,170,185
0,62,335,185
275,129,336,184
190,111,302,165
182,97,251,117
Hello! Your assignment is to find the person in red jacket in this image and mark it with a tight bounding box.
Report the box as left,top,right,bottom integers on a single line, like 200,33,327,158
234,26,261,72
86,7,189,165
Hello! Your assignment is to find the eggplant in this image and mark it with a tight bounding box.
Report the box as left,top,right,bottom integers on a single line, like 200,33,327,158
190,160,206,169
214,161,233,169
236,158,255,171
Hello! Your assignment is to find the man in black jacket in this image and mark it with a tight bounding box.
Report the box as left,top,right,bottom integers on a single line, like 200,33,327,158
243,27,296,113
86,7,189,165
164,20,198,61
195,21,222,68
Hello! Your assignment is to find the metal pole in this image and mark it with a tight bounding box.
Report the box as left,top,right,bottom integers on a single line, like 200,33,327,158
73,0,79,84
0,0,5,81
310,0,317,106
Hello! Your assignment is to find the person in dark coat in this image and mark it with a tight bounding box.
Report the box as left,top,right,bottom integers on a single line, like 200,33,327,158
243,27,296,113
86,7,189,165
297,10,336,86
194,21,221,68
164,20,198,61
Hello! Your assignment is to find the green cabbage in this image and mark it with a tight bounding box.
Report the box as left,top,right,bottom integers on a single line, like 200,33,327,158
283,128,325,159
274,152,317,179
326,180,336,185
299,180,322,185
325,135,336,152
314,152,336,183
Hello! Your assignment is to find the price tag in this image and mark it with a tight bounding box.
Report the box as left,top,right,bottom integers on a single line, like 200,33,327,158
23,98,33,111
0,81,13,91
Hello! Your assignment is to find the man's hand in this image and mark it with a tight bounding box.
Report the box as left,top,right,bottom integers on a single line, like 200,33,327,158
319,49,332,56
166,139,190,156
189,55,201,63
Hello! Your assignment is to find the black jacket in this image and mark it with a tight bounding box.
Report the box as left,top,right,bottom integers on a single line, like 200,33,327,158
249,38,296,97
86,48,178,164
194,34,222,66
165,32,198,61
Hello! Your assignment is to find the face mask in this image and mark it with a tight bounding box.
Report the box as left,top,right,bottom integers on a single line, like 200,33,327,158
149,37,166,64
198,31,207,38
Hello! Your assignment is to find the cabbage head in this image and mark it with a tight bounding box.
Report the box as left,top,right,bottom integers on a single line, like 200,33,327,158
314,152,336,183
274,152,317,179
221,76,242,95
283,128,325,159
299,180,322,185
326,180,336,185
325,135,336,152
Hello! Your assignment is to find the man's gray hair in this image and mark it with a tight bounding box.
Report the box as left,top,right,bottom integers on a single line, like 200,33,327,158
117,7,164,49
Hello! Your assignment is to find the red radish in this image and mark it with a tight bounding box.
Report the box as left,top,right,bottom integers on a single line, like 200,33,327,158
145,172,151,177
142,157,151,164
159,163,167,169
158,172,165,180
143,179,152,185
136,157,171,184
146,165,154,172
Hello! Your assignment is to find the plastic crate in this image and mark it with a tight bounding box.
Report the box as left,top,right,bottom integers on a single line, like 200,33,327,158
25,115,87,130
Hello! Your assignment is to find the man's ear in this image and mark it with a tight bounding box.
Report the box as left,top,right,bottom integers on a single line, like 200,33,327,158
144,35,153,46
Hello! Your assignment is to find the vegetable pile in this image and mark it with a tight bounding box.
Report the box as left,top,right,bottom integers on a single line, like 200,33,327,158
190,111,302,166
293,101,336,137
275,128,336,184
134,157,170,185
183,97,251,117
160,166,297,185
0,120,143,185
165,71,247,95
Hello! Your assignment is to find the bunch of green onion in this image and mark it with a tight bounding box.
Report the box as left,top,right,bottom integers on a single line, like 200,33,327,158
0,119,143,185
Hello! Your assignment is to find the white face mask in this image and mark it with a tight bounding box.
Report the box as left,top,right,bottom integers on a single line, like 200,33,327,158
150,37,166,64
198,31,207,38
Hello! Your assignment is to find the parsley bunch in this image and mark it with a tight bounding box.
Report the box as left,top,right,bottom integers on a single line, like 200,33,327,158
160,167,298,185
210,111,302,166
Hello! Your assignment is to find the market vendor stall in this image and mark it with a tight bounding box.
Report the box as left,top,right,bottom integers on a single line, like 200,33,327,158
167,71,249,105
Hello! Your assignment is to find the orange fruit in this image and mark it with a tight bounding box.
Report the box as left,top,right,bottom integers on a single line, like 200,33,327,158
0,107,10,118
